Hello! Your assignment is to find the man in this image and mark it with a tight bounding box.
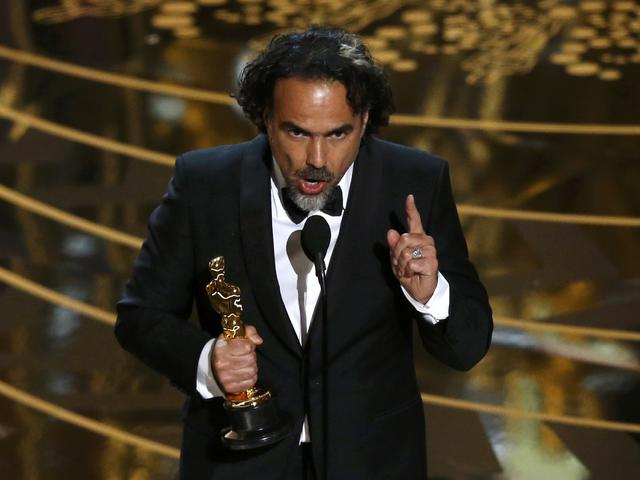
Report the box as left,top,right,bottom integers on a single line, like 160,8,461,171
115,27,492,480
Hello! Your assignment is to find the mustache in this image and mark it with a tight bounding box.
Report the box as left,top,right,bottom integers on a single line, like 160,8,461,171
294,166,335,182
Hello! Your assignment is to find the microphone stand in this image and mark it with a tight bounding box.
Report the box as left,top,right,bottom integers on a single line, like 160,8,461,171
313,252,328,480
301,215,331,480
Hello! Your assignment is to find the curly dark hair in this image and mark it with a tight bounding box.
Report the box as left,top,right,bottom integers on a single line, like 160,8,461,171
235,26,394,135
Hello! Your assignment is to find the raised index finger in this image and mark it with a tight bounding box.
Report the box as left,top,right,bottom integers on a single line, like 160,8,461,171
406,194,425,234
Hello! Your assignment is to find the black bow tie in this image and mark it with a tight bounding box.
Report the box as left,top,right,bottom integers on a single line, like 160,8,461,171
281,186,343,224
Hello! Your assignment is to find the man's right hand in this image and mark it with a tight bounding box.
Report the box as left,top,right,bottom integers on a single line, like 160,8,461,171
211,325,263,395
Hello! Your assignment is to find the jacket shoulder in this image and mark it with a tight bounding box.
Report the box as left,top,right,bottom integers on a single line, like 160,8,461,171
171,135,268,192
366,137,448,186
178,136,264,173
366,136,446,177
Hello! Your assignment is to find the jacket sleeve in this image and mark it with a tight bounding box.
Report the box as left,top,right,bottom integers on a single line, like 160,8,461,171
416,161,493,371
114,155,212,395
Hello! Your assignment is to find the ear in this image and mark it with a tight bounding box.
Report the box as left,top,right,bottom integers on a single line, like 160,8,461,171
263,109,272,134
360,111,369,138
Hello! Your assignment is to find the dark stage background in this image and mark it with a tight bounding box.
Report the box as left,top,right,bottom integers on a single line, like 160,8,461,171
0,1,639,478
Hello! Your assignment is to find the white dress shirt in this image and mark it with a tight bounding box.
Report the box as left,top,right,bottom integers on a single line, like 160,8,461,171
195,160,451,443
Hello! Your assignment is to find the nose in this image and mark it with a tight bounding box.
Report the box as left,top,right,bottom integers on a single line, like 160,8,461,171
306,137,326,168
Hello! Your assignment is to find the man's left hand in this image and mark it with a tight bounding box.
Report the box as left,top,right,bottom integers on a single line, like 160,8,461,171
386,194,438,304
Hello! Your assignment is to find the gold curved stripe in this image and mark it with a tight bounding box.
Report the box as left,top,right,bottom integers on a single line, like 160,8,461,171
1,106,639,228
0,104,174,166
457,204,640,227
494,315,640,342
0,379,180,458
0,184,143,249
391,114,640,135
0,380,640,468
0,374,637,461
1,44,639,136
421,393,640,433
0,44,234,106
0,265,116,326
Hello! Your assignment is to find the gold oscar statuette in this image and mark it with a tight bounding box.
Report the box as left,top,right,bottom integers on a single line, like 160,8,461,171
206,256,289,449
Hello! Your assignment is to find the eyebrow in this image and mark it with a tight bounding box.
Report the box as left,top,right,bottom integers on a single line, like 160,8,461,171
281,121,354,136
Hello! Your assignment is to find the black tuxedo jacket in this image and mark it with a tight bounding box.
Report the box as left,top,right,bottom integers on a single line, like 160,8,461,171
115,135,492,479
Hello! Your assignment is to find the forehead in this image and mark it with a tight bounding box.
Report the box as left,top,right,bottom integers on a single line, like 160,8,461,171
271,77,357,127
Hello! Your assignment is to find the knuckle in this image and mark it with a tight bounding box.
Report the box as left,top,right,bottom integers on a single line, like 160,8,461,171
239,358,252,369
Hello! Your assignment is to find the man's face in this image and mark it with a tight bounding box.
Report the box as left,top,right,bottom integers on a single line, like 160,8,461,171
265,77,368,211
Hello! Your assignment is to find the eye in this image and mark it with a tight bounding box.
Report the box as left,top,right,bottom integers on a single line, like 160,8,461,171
330,130,347,139
288,128,306,138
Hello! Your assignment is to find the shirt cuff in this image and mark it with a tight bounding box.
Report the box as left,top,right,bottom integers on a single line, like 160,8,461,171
196,338,225,399
401,272,450,325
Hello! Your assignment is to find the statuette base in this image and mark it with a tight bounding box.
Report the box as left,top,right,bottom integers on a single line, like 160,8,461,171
221,392,289,450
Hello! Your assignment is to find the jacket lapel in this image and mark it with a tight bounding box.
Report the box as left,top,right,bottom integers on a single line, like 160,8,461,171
239,135,303,358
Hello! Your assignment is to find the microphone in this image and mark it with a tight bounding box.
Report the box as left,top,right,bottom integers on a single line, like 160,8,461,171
301,214,331,480
301,215,331,286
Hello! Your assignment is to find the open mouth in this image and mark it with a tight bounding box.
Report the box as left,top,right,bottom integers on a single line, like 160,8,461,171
294,166,334,196
299,179,327,195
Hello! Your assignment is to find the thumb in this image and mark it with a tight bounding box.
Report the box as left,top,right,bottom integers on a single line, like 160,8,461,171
387,229,401,249
244,325,264,345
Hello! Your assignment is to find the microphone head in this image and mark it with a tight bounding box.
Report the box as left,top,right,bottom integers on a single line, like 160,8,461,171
301,215,331,261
